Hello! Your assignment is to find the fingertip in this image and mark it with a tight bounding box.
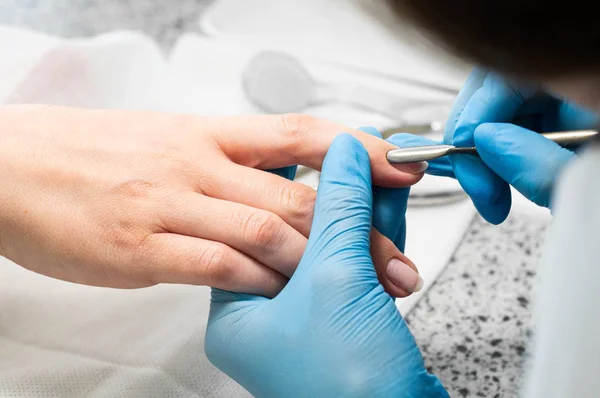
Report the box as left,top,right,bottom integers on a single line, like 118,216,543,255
333,132,368,150
473,122,513,158
452,155,508,204
317,133,372,204
473,122,496,139
349,130,426,187
326,133,370,168
385,133,455,178
370,230,418,297
473,185,512,225
453,75,526,147
474,122,574,208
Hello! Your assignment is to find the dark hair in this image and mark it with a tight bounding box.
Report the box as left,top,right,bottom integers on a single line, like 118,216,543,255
383,0,600,79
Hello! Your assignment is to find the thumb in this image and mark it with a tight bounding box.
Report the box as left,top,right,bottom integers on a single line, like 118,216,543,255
299,133,373,271
475,123,575,208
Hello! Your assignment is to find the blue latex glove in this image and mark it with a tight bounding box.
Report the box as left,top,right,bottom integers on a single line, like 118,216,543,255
442,69,598,223
360,127,454,251
270,129,415,298
358,127,410,252
267,165,297,181
271,128,410,254
205,134,448,398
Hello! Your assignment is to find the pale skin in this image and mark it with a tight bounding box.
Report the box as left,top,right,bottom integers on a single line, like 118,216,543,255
0,105,425,298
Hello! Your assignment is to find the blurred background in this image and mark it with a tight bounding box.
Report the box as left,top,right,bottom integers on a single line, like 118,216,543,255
0,0,212,49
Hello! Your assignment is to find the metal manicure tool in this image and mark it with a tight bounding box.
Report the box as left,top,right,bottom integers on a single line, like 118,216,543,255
387,129,599,164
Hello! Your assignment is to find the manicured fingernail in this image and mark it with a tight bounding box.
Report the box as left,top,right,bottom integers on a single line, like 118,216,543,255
386,258,424,293
393,161,428,174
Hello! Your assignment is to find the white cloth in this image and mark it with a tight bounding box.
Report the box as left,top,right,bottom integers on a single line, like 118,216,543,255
0,264,249,397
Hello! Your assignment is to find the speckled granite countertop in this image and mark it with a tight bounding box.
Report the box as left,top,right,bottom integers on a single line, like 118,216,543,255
409,211,546,397
0,1,547,396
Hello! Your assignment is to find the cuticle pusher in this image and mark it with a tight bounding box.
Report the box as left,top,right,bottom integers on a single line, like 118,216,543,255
386,129,598,164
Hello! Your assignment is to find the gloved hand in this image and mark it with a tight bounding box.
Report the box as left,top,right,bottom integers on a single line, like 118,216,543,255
205,134,448,398
442,69,598,223
358,127,409,254
271,127,421,298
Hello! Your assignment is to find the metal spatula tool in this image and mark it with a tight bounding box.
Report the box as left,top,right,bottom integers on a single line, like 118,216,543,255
387,129,598,164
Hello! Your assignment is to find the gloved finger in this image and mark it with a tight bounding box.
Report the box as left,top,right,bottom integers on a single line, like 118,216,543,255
372,186,409,252
384,133,459,252
387,133,455,178
297,133,423,294
510,94,596,133
552,101,600,131
268,166,297,181
299,133,374,272
475,123,575,208
451,73,531,224
357,126,381,137
443,67,487,144
359,126,407,248
451,153,512,224
454,73,537,145
359,127,418,295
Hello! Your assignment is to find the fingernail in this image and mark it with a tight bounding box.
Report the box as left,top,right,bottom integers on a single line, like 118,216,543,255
386,258,424,293
393,161,428,174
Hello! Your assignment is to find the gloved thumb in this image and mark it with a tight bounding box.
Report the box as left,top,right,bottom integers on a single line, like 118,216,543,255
298,133,374,273
474,123,575,208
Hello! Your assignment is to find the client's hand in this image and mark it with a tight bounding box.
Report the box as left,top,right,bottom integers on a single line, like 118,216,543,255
205,134,448,397
0,105,424,296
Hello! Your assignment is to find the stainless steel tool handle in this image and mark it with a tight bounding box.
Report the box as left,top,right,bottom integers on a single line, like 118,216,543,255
540,130,598,146
386,129,599,164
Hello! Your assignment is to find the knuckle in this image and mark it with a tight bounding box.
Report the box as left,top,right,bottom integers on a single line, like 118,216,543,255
152,147,196,178
242,211,285,251
265,272,284,298
281,184,315,222
110,179,155,200
103,219,146,252
200,244,233,285
277,113,316,140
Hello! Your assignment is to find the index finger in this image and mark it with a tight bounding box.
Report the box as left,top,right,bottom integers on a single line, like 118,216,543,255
444,67,487,144
202,113,426,188
450,73,523,224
